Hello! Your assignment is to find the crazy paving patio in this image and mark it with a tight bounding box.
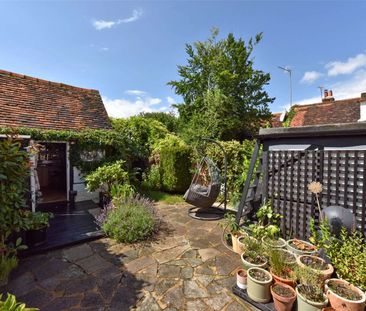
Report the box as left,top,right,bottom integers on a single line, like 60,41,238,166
2,203,256,311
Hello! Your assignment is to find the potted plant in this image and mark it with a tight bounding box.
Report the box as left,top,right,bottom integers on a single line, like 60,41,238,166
296,266,329,311
297,255,334,280
247,201,282,241
270,283,297,311
219,213,247,254
240,236,267,270
247,267,273,303
262,236,286,249
325,278,366,311
236,268,247,290
269,249,296,287
287,238,317,256
26,212,53,247
241,251,268,271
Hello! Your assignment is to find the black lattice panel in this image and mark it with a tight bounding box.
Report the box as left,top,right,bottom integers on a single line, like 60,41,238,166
265,150,366,239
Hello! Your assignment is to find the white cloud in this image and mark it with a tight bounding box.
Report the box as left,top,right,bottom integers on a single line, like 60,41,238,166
283,69,366,110
167,96,176,105
125,89,147,96
92,9,143,30
101,47,109,52
102,90,178,118
103,96,161,118
300,71,323,84
93,20,115,30
326,53,366,76
331,69,366,99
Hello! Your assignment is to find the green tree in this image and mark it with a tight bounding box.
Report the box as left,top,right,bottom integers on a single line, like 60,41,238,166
168,29,274,141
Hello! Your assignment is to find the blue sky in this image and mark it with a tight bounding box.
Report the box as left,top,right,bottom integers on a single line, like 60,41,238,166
1,1,366,117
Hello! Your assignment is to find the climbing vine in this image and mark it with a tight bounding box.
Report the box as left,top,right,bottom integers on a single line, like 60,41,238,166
282,107,296,128
0,127,141,174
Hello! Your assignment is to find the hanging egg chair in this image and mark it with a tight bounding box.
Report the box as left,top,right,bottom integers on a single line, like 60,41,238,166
184,138,227,220
184,156,221,208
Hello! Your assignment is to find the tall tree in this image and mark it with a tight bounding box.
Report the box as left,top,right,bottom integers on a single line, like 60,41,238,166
168,29,274,141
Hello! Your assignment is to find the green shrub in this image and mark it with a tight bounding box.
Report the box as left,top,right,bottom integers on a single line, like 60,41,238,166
100,196,159,243
202,139,256,205
0,293,38,311
139,112,179,133
142,164,162,190
85,160,130,195
111,116,169,158
0,137,29,282
153,135,192,193
310,219,366,290
0,256,18,283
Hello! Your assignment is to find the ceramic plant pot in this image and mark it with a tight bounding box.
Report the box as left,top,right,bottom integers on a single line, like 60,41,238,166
247,267,273,303
241,252,268,271
296,285,329,311
270,283,297,311
236,269,247,290
270,268,296,288
262,236,286,249
325,278,366,311
297,255,334,281
231,232,245,254
287,239,317,256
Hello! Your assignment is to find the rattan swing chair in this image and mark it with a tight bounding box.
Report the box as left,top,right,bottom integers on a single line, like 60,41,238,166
183,138,227,220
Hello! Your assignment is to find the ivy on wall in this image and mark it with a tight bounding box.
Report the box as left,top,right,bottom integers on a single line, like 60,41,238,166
0,127,140,174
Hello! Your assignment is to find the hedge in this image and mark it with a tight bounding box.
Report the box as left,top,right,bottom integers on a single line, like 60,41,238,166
151,135,192,193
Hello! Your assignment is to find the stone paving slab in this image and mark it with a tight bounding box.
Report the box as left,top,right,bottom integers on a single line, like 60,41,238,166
1,203,257,311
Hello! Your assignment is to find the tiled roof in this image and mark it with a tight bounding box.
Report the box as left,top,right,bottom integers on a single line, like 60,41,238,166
271,112,283,128
289,97,362,127
0,69,112,131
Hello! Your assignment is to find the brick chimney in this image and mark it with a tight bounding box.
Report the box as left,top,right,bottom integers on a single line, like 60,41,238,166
323,89,335,102
358,92,366,122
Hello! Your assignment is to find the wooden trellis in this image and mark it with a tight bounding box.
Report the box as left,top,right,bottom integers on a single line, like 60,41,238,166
237,145,366,240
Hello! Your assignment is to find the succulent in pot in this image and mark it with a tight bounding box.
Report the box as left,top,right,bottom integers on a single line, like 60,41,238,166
325,278,366,311
269,249,296,288
262,236,286,249
270,283,297,311
247,267,273,303
236,268,247,290
297,255,334,280
287,238,317,256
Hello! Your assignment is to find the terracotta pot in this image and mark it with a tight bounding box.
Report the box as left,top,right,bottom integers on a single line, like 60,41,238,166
271,283,296,311
262,236,286,249
287,239,317,256
241,252,267,271
247,267,273,303
270,268,296,288
296,285,329,311
236,269,247,290
322,308,335,311
297,255,334,280
325,278,366,311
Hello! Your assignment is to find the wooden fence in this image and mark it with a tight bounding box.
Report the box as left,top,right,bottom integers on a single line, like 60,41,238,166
261,150,366,239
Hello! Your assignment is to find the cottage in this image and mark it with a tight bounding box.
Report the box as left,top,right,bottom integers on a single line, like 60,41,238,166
0,69,112,211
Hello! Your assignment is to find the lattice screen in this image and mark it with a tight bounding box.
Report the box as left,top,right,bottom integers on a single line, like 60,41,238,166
264,150,366,239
